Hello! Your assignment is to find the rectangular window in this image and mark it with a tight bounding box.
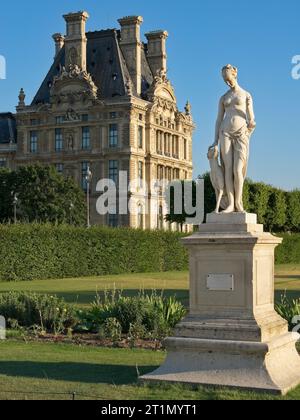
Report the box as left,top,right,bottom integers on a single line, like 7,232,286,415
56,116,65,124
82,127,91,150
109,214,119,228
138,126,143,149
99,127,104,149
55,163,64,174
81,161,90,191
30,131,38,153
184,139,187,160
0,158,7,168
138,161,143,188
109,160,119,184
30,119,40,126
110,112,117,119
109,124,118,148
81,114,89,122
55,128,63,152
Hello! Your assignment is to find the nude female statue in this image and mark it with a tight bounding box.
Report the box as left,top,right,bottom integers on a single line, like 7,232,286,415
209,64,256,213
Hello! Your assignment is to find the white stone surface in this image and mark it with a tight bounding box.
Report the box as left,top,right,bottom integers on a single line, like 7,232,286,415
141,334,300,395
141,219,300,395
206,212,257,225
208,65,256,213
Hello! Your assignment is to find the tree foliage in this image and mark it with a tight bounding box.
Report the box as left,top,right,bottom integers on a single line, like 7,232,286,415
165,180,198,230
286,190,300,232
0,165,86,225
201,174,299,233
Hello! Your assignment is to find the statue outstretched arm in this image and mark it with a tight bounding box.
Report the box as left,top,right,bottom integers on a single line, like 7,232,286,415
212,97,225,147
246,93,256,132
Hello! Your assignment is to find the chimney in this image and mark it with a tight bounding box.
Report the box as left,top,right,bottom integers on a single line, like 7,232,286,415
145,30,168,76
63,11,89,71
52,33,65,58
118,16,143,96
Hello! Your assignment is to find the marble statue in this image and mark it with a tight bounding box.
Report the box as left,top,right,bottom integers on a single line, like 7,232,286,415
207,146,225,213
209,64,256,213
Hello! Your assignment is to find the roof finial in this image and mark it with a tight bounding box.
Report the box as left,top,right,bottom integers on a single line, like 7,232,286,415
18,88,26,107
185,100,191,116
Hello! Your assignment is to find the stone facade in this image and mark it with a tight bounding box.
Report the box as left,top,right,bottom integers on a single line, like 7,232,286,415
0,12,194,229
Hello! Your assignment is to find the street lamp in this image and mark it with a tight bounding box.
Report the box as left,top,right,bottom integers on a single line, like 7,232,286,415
12,193,18,224
69,202,74,225
85,165,93,228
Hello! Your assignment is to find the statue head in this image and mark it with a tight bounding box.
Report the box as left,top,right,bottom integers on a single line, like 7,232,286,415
222,64,238,88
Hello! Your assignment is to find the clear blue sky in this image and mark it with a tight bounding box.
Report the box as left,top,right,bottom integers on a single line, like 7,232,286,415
0,0,299,190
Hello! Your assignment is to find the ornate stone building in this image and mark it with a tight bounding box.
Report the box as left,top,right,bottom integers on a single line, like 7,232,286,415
0,12,194,229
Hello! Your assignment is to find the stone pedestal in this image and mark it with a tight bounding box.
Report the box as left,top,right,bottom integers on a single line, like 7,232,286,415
141,213,300,395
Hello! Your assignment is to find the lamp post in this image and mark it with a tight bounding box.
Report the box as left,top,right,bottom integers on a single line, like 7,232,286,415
12,193,18,224
69,202,74,225
85,165,92,228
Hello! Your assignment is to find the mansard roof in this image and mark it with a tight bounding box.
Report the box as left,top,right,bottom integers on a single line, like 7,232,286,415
32,29,154,106
0,113,17,144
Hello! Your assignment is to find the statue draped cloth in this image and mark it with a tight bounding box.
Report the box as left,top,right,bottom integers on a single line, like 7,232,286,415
219,124,251,209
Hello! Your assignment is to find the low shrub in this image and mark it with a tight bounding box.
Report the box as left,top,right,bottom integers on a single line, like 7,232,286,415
0,292,76,334
275,293,300,330
103,318,122,344
77,290,187,340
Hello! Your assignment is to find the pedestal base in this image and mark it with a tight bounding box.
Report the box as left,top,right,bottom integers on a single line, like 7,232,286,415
141,214,300,395
141,333,300,395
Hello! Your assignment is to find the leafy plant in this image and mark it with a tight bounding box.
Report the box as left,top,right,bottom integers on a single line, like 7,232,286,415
77,289,187,341
104,318,122,345
128,322,147,347
275,293,300,330
0,292,76,334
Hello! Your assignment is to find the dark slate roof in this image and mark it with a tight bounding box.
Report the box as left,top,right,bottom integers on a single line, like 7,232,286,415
32,48,66,105
141,44,154,99
0,113,17,144
32,29,154,105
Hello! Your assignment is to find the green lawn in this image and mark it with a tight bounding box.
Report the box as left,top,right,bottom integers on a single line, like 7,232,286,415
275,264,300,302
0,266,299,307
0,271,190,307
0,340,299,400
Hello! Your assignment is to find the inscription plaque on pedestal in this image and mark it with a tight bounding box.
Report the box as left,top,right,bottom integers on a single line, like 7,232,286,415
207,274,234,291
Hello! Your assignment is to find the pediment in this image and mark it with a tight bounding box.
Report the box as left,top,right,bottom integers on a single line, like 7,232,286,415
50,65,98,105
147,70,177,106
154,86,176,103
53,79,91,95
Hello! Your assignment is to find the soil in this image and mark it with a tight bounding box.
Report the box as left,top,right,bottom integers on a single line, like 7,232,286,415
20,332,164,351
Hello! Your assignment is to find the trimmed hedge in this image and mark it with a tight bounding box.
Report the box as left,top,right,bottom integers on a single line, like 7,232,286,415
0,225,297,282
275,234,300,265
0,224,189,281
